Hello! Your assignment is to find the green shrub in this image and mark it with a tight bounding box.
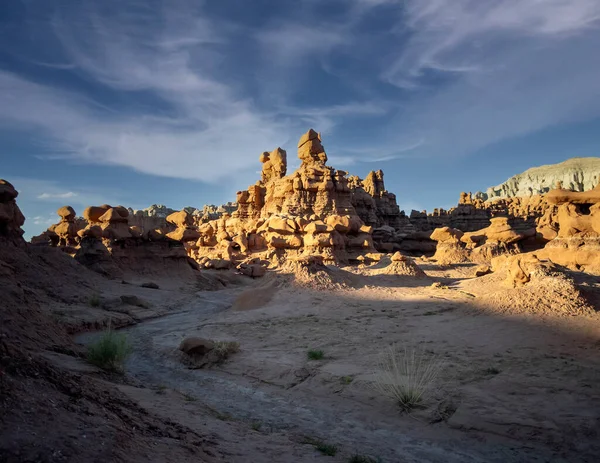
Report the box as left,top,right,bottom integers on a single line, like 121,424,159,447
302,437,337,456
307,349,325,360
316,442,338,456
250,421,262,431
87,329,132,372
89,293,101,307
341,375,354,384
183,392,197,402
349,455,379,463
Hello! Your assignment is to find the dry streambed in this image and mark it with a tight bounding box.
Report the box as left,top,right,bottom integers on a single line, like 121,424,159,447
77,276,600,462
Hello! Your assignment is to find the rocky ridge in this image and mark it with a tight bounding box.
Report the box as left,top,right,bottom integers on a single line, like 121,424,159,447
21,134,600,278
485,157,600,199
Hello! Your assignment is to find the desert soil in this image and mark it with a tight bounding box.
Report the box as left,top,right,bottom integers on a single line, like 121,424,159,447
71,262,600,463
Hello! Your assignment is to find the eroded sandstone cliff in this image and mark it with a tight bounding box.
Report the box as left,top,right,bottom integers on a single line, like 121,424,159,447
486,157,600,199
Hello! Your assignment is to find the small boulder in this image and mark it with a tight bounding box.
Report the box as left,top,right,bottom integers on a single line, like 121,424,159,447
120,295,149,308
141,282,160,289
391,251,407,262
179,337,215,356
474,265,492,277
237,263,267,278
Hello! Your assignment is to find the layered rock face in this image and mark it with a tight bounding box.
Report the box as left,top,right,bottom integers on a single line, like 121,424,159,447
351,170,415,232
486,157,600,200
408,158,600,235
194,129,380,265
425,181,600,273
536,184,600,272
0,179,26,244
28,130,415,273
30,203,197,279
129,203,237,233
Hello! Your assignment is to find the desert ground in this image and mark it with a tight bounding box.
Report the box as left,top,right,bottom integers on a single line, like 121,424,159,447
27,260,597,463
3,144,600,463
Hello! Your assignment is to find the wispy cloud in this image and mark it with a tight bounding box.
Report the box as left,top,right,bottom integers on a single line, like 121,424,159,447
31,215,57,226
280,102,389,133
384,0,600,85
374,0,600,157
0,0,385,182
37,191,78,200
256,23,346,65
1,0,600,189
11,177,124,211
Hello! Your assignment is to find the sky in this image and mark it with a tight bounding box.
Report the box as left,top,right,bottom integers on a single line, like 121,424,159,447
1,0,600,238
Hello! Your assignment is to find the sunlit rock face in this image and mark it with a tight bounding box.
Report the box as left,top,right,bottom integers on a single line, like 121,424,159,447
486,157,600,200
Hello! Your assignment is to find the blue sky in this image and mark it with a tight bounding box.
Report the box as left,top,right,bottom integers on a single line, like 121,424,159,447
1,0,600,238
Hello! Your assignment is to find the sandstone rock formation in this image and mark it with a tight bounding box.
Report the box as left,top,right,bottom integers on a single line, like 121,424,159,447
367,251,427,277
279,255,354,290
430,227,470,265
461,217,536,263
166,210,200,242
260,148,287,182
486,157,600,199
31,205,83,250
535,184,600,272
192,129,384,267
0,179,25,244
128,203,238,233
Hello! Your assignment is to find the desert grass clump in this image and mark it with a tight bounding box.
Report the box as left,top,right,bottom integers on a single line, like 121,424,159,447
307,349,325,360
372,345,444,412
182,392,197,402
89,293,101,307
302,437,338,456
86,329,132,372
349,455,379,463
213,340,240,362
341,375,354,384
250,421,262,431
316,442,338,456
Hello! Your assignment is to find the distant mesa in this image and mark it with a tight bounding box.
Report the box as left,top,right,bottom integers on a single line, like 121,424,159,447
485,157,600,200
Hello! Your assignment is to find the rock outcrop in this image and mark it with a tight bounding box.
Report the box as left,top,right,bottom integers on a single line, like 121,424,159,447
535,184,600,272
366,251,427,277
0,179,25,244
193,129,383,267
461,217,536,263
128,203,238,233
430,227,470,265
31,205,83,250
486,157,600,200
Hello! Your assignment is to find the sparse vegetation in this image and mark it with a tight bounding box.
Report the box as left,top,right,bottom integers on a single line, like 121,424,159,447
372,345,444,412
181,391,197,402
212,340,240,362
307,349,325,360
250,421,262,431
89,293,101,307
156,385,167,394
214,410,234,421
302,437,338,456
349,455,379,463
430,282,449,290
341,375,354,384
86,329,132,372
316,442,338,456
